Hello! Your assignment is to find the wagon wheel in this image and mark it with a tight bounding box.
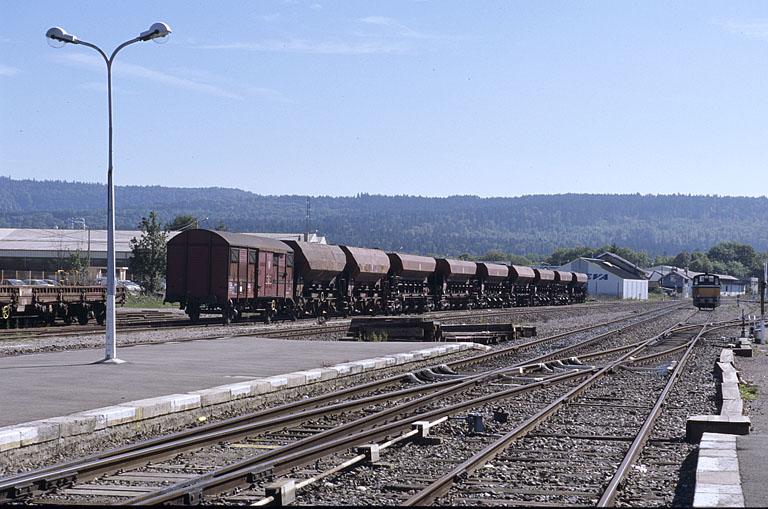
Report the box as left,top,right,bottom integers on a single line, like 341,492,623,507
63,314,74,325
77,309,89,325
96,309,106,326
43,310,56,326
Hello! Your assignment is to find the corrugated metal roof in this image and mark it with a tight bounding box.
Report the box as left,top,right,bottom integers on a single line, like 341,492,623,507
581,258,645,280
0,228,320,257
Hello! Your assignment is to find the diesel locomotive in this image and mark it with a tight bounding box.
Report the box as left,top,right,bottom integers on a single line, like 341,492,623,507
165,229,589,324
692,273,721,310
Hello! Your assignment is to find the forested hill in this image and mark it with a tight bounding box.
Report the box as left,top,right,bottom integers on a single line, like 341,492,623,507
1,177,766,257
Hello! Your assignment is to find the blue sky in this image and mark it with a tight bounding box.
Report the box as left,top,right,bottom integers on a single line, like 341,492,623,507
1,1,767,197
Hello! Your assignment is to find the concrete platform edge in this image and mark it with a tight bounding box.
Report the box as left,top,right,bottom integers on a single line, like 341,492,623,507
691,347,749,508
0,342,487,452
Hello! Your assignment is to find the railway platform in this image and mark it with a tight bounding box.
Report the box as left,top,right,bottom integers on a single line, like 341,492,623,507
0,335,482,453
735,341,768,507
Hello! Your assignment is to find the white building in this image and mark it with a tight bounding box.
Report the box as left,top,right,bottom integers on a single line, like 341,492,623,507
559,257,648,300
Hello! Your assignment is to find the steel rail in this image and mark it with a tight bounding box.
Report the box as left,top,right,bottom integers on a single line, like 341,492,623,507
0,300,653,340
129,308,685,505
402,321,687,506
0,376,462,501
127,369,591,505
447,302,685,370
596,324,707,506
0,306,673,500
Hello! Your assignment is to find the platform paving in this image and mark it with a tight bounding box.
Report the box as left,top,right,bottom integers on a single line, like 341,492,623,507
735,342,768,507
0,336,460,427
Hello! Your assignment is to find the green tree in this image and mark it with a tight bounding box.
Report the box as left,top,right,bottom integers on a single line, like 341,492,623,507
64,249,89,284
129,211,167,294
166,214,198,231
689,252,713,273
672,252,692,269
546,247,596,266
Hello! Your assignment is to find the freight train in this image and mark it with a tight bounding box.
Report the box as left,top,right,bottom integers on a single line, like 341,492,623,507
165,229,588,324
0,285,125,326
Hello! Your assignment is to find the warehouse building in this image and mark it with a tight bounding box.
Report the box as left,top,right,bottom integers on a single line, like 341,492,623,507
0,228,326,281
558,255,648,300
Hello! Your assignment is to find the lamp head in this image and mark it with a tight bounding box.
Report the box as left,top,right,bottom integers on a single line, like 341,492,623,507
45,27,78,45
140,22,172,41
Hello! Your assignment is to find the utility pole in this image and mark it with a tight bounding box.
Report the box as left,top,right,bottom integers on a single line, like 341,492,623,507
758,261,766,344
304,197,310,242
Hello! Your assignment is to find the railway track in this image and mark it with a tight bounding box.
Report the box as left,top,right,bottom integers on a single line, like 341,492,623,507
0,302,691,505
0,300,664,343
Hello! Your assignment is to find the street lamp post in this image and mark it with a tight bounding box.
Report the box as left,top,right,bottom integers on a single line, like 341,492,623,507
47,23,171,364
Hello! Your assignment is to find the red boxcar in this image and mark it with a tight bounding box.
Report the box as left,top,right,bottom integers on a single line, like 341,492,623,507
165,229,294,323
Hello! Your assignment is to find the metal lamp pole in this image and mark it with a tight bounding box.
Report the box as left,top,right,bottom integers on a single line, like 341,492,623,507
46,23,171,363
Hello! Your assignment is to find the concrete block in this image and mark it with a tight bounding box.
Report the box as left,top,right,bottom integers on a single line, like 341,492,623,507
355,443,381,463
43,414,101,437
264,376,289,389
264,478,296,506
79,405,137,427
697,456,739,472
687,416,750,443
330,364,354,376
248,380,274,395
720,399,743,417
695,470,741,485
393,353,415,364
293,369,323,383
719,349,734,364
282,373,307,387
315,368,339,381
121,396,173,419
695,483,744,494
191,387,233,407
720,370,739,384
19,420,60,445
351,359,376,371
720,384,741,401
693,492,744,507
701,432,737,442
0,428,21,452
168,394,202,412
226,382,254,398
698,448,737,458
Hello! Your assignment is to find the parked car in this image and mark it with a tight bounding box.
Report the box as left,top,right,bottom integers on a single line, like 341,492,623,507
23,279,55,286
43,279,61,286
119,280,143,295
0,279,25,286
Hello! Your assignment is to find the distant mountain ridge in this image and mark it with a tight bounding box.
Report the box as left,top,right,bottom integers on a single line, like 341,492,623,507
1,177,766,257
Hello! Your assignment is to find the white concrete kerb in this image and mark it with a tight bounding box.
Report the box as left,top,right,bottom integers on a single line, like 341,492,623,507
0,341,480,452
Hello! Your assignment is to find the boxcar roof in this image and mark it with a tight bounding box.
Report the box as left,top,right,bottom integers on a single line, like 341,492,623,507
170,229,293,253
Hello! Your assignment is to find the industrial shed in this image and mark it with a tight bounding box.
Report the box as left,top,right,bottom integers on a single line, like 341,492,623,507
0,228,326,281
559,257,648,300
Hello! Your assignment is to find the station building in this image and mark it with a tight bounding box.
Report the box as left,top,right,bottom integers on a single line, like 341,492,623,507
558,254,649,300
0,228,326,281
